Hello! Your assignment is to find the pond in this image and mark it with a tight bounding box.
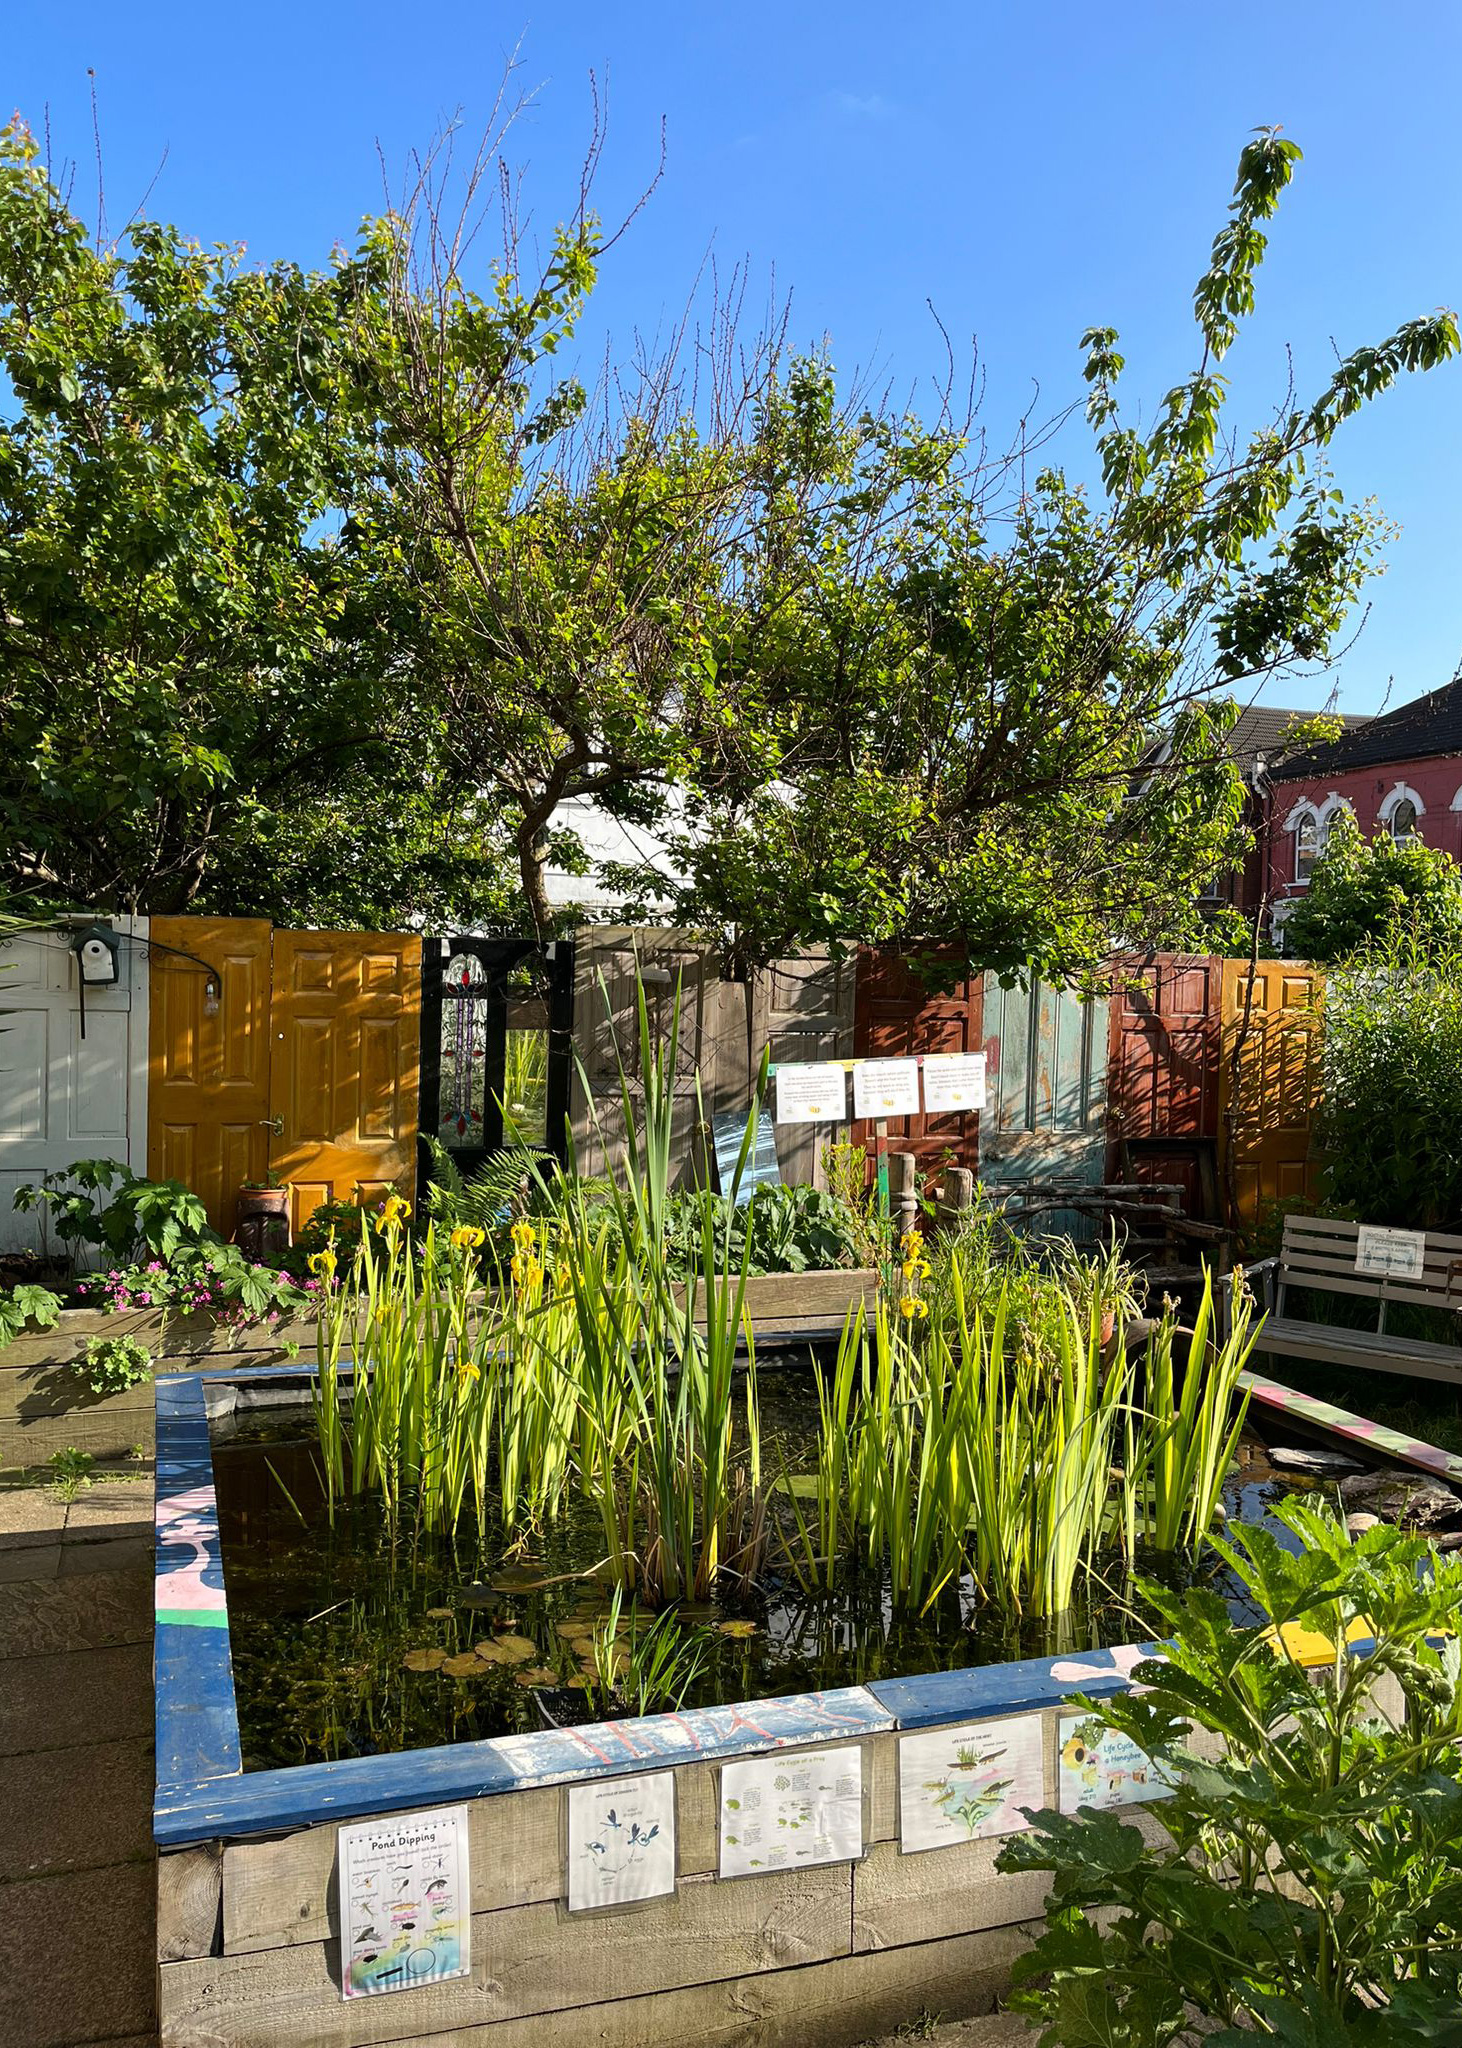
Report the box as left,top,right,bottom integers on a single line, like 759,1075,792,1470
213,1366,1311,1772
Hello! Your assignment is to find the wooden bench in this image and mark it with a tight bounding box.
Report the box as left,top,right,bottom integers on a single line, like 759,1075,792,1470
1242,1214,1462,1388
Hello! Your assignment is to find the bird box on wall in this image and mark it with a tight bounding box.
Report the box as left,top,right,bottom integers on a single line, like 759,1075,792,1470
73,923,122,986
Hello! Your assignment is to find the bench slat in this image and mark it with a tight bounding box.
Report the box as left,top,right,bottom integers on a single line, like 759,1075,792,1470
1251,1316,1462,1388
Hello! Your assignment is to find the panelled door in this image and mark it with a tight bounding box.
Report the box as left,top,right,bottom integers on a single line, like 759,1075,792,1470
267,932,421,1236
148,917,272,1231
149,921,420,1238
979,976,1110,1238
1219,958,1324,1225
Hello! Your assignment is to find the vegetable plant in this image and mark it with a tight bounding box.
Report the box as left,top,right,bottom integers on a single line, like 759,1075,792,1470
1001,1498,1462,2044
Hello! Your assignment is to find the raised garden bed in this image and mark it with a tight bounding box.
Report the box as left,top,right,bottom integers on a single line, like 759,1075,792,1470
1,1269,878,1472
154,1362,1178,2047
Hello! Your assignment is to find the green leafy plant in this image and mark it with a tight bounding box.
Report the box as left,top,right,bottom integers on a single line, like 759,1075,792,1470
75,1332,153,1397
585,1587,711,1717
0,1282,62,1349
1285,811,1462,964
1001,1498,1462,2044
12,1159,215,1272
1318,926,1462,1228
47,1445,94,1500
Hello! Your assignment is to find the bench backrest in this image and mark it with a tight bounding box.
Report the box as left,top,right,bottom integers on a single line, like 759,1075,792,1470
1278,1213,1462,1319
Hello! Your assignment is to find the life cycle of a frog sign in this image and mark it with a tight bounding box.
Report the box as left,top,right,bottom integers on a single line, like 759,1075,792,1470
773,1053,986,1126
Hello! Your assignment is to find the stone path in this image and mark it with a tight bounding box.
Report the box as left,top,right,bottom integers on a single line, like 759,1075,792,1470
0,1476,158,2048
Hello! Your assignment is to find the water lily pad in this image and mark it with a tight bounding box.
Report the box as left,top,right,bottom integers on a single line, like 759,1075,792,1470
490,1633,539,1662
441,1652,485,1679
401,1647,448,1673
488,1563,543,1591
717,1620,758,1639
515,1666,558,1687
424,1607,454,1621
552,1619,594,1643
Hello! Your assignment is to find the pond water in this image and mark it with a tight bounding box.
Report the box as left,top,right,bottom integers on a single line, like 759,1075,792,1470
211,1370,1312,1773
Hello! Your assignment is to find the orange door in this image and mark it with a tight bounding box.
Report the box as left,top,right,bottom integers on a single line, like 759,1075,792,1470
148,918,273,1232
267,931,421,1235
1218,958,1324,1225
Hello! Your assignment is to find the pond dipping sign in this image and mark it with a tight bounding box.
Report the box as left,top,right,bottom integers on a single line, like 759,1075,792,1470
338,1805,470,1999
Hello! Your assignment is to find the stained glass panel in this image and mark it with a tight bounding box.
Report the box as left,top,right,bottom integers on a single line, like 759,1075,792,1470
439,952,490,1148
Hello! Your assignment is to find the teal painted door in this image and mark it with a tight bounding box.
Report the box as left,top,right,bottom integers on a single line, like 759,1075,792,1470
979,976,1110,1237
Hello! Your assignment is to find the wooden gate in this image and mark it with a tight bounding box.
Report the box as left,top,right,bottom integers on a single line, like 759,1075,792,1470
149,921,420,1236
0,918,150,1254
1218,958,1324,1226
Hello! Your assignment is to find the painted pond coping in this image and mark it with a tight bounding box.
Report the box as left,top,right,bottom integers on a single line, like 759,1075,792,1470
152,1363,1159,1850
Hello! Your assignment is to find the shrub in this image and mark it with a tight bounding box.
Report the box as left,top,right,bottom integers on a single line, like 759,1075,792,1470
1000,1498,1462,2043
1317,927,1462,1227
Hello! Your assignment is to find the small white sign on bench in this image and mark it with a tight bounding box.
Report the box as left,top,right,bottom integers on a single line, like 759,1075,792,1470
1354,1224,1427,1280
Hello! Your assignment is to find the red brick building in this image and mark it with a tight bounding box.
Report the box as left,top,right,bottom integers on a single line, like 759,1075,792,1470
1252,677,1462,931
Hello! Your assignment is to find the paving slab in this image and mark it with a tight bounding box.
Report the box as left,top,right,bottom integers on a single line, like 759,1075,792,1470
0,1567,150,1658
0,1734,155,1880
59,1534,154,1577
65,1478,155,1535
0,1860,156,2048
0,1487,66,1545
0,1541,59,1583
0,1642,153,1757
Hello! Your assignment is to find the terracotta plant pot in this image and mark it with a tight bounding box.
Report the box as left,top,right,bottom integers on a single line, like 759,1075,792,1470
235,1185,290,1262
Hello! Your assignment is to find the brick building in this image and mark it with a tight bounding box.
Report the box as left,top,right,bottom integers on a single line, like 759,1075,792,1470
1252,675,1462,928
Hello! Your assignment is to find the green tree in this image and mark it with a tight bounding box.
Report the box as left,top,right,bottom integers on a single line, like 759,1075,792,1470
1283,811,1462,963
0,118,487,923
635,133,1458,981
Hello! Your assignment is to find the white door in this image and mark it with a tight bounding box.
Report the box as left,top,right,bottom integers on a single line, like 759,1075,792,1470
0,918,150,1257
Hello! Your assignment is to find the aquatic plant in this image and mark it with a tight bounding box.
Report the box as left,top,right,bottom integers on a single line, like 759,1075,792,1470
585,1587,711,1717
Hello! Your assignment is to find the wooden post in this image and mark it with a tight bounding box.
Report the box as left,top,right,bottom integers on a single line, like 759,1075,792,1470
889,1151,918,1243
938,1167,974,1235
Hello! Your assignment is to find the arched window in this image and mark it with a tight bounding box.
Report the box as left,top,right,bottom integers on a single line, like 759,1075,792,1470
1293,811,1319,882
1389,797,1419,845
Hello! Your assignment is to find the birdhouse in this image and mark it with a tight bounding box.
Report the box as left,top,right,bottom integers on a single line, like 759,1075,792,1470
72,923,123,986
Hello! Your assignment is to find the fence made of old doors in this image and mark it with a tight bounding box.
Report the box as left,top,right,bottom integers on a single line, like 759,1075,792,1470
268,931,421,1236
148,917,272,1233
980,976,1109,1234
1219,958,1324,1226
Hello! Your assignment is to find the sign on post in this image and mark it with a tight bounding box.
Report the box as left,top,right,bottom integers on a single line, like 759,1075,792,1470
774,1063,848,1125
921,1052,987,1114
851,1058,921,1120
1354,1224,1427,1280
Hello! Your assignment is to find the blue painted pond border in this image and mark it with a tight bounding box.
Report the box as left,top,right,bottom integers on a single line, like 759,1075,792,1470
152,1364,1156,1850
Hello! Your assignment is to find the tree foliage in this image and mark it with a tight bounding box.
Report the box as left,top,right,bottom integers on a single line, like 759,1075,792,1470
0,111,1456,964
1283,812,1462,963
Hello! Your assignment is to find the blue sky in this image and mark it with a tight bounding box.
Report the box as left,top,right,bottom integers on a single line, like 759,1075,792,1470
10,1,1461,716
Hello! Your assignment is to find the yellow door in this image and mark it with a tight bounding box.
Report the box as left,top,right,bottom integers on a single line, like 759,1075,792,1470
267,931,421,1236
148,918,273,1233
1219,959,1324,1226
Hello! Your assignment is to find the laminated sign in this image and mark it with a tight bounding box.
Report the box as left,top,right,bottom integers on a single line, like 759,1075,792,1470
338,1805,470,1998
774,1063,848,1125
1355,1224,1427,1280
920,1053,987,1114
850,1058,921,1119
